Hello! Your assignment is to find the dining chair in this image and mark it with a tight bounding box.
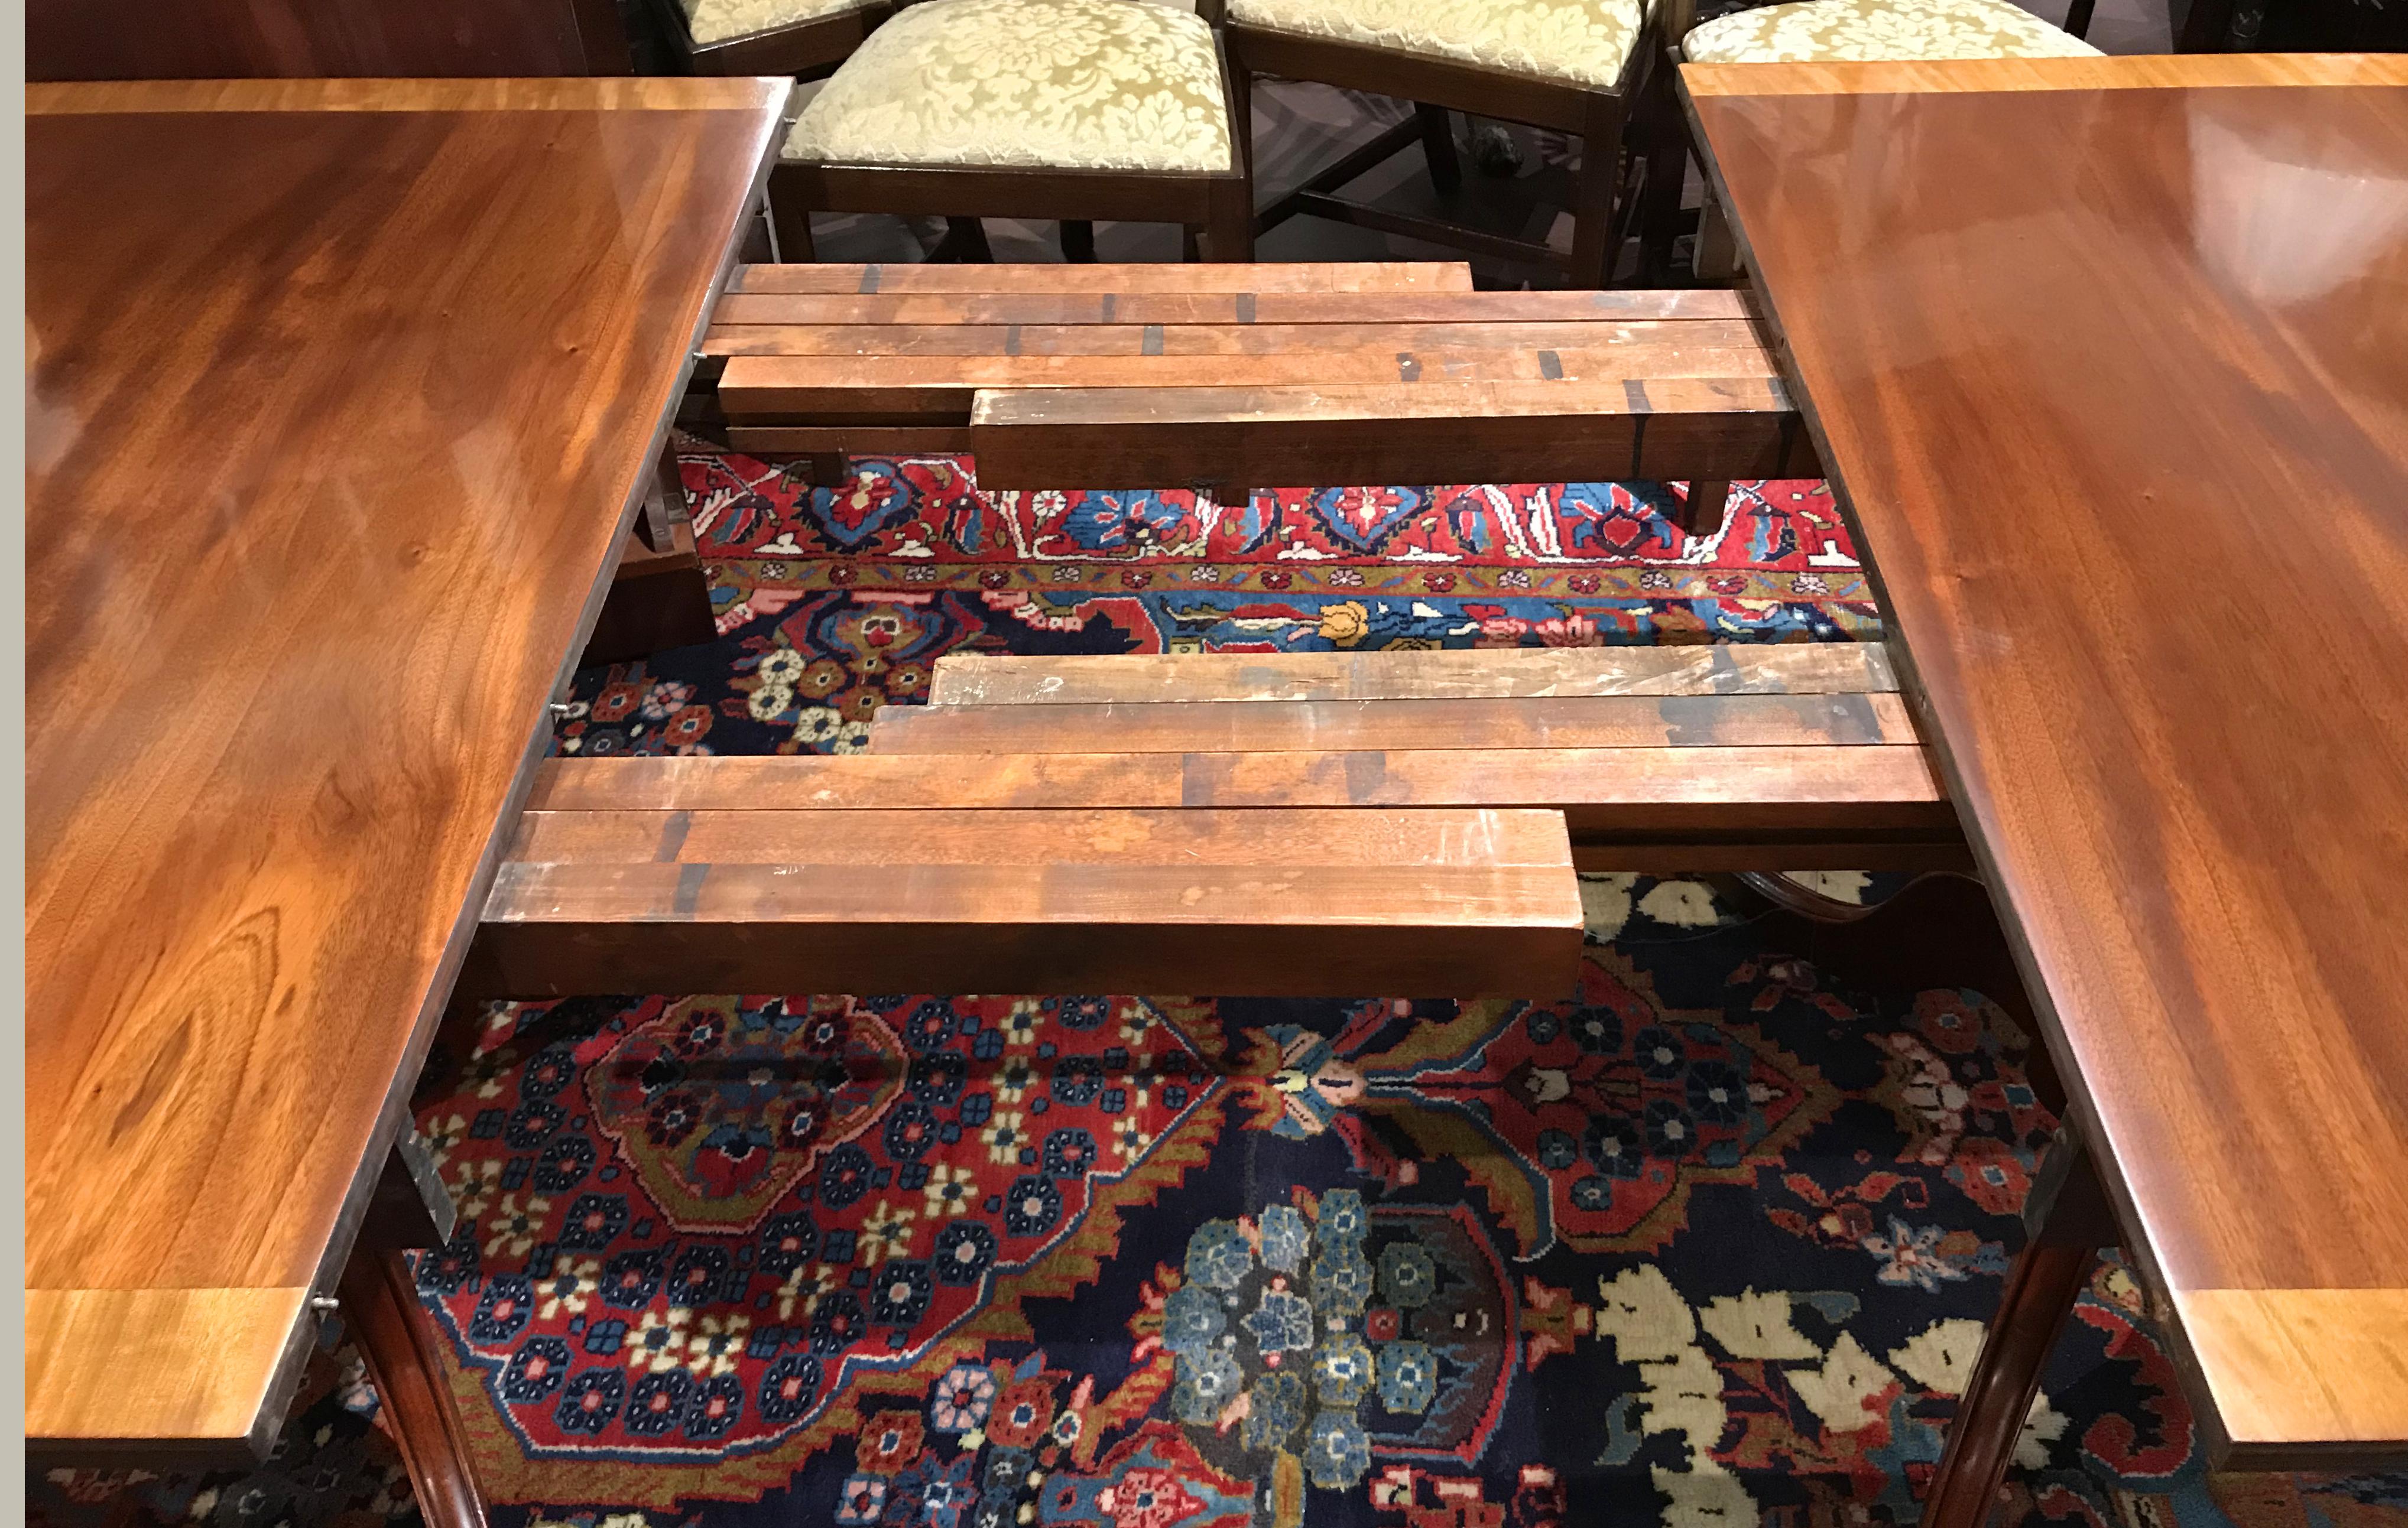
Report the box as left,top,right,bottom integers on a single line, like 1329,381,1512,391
1638,0,2100,279
648,0,891,76
1201,0,1673,288
767,0,1254,264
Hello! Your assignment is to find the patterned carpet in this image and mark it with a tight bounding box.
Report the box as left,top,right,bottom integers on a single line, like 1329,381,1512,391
33,456,2404,1528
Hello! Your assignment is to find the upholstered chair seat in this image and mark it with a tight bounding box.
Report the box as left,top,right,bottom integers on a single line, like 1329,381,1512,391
1224,0,1649,90
784,0,1237,172
680,0,872,46
1682,0,2102,63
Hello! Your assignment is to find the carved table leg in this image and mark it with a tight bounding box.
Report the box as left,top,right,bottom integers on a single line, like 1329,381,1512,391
1920,1127,2116,1528
340,1140,487,1528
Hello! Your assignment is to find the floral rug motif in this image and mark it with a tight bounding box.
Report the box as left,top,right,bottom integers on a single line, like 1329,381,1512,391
30,457,2405,1528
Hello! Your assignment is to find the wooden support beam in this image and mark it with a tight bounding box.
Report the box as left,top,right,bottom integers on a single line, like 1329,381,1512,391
473,806,1585,1000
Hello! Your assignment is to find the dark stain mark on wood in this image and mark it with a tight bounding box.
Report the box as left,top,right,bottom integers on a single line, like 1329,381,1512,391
671,861,709,917
1539,349,1563,380
655,809,692,863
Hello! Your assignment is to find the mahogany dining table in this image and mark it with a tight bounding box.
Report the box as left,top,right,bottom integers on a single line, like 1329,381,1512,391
1681,50,2408,1524
25,76,787,1468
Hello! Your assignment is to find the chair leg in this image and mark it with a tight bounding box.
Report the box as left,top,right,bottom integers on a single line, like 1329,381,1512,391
1569,93,1628,289
930,216,993,262
2062,0,2097,35
1920,1129,2115,1528
1060,219,1098,262
768,187,817,262
1204,175,1254,262
1638,64,1691,285
1694,191,1741,281
341,1247,488,1528
1417,103,1462,195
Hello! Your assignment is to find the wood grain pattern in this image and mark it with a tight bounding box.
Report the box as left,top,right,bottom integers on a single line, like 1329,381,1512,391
25,79,785,1458
725,261,1474,293
702,320,1768,358
926,643,1896,706
476,807,1585,999
26,1289,313,1457
27,77,780,113
721,343,1781,407
963,379,1813,490
1686,57,2408,1465
2173,1291,2408,1465
1682,53,2408,98
709,288,1752,327
869,693,1915,755
518,745,1952,831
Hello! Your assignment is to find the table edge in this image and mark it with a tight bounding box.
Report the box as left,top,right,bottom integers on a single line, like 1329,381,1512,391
1673,66,2408,1468
1680,53,2408,97
28,76,792,116
22,82,792,1458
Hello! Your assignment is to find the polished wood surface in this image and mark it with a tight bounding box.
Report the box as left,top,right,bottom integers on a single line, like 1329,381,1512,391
475,805,1585,999
1682,52,2408,97
25,76,788,1458
25,1290,315,1460
1685,54,2408,1467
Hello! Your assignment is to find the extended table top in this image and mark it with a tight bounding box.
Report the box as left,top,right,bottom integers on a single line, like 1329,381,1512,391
25,76,786,1457
1683,53,2408,1466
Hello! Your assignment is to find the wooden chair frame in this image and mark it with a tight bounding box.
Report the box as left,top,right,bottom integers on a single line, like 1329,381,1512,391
644,0,891,78
1201,0,1672,287
767,33,1255,264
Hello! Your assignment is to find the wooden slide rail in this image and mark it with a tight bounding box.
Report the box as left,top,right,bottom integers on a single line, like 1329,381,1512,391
470,644,1960,1002
696,261,1818,531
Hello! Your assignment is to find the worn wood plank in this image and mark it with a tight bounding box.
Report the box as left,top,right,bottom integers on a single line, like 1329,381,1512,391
869,694,1920,754
710,288,1753,327
926,644,1896,706
519,746,1953,834
476,807,1583,999
702,318,1770,358
725,260,1475,294
718,344,1784,420
965,378,1813,490
505,804,1576,866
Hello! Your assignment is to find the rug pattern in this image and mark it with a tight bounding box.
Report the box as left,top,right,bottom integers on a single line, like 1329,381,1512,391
30,456,2406,1528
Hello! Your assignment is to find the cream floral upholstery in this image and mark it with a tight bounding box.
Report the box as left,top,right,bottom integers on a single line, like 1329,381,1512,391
784,0,1235,173
681,0,867,45
1226,0,1648,90
1682,0,2099,63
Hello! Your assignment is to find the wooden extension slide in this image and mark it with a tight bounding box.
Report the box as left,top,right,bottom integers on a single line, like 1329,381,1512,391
467,644,1960,1001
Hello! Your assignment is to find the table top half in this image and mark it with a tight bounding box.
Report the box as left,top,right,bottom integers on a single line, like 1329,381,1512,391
24,75,788,1455
1683,53,2408,1466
